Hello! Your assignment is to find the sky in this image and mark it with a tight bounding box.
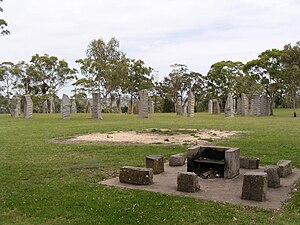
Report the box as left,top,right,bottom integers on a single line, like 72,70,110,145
1,0,300,96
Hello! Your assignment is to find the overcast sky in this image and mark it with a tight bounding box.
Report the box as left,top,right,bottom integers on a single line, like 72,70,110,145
1,0,300,95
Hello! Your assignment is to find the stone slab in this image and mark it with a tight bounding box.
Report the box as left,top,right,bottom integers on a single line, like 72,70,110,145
177,172,200,193
169,153,186,166
119,166,153,185
277,160,292,178
146,155,164,174
240,157,259,169
264,165,280,188
241,172,267,202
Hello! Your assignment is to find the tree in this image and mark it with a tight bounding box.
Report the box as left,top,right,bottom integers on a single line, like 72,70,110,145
206,61,245,110
0,61,15,99
244,49,283,115
281,41,300,117
29,54,77,95
0,1,9,36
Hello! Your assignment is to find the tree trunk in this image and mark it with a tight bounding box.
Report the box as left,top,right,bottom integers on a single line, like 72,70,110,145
110,95,113,113
293,95,297,117
269,97,274,116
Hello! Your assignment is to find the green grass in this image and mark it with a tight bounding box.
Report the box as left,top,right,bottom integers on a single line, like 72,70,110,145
0,109,299,224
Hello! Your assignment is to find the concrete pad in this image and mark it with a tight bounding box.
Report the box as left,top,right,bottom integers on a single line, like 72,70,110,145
100,162,300,210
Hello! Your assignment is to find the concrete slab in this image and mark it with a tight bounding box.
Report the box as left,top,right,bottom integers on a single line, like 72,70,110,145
100,162,300,210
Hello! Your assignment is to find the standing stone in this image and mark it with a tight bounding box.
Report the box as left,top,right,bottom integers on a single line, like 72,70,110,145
241,172,267,202
116,97,122,114
24,95,33,119
208,99,213,114
260,95,270,116
138,89,148,118
149,100,154,113
43,100,48,114
252,95,261,116
92,92,102,119
71,100,77,114
241,93,249,116
127,100,133,114
187,91,195,117
176,96,183,116
133,100,139,114
61,94,71,120
233,98,237,114
225,93,234,118
119,166,153,185
85,99,91,113
212,99,220,114
49,96,55,114
264,166,280,188
10,97,21,118
236,97,242,115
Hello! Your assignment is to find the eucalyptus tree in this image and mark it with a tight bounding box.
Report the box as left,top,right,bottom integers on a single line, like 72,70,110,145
244,49,283,115
0,0,9,36
206,61,245,110
0,61,15,99
281,41,300,117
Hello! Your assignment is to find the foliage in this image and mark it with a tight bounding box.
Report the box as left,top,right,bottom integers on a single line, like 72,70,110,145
244,49,283,115
0,110,299,224
0,0,9,36
281,41,300,117
0,61,15,99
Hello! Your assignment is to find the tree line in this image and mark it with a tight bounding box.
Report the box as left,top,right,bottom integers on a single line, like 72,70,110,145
1,37,300,116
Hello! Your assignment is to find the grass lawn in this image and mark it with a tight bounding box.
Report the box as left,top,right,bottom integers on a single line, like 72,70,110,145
0,109,299,224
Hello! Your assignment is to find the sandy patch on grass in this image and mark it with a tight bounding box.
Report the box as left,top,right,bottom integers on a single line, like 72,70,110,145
65,129,240,145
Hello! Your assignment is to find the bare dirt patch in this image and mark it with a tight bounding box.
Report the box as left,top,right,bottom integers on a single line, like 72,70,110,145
64,129,240,145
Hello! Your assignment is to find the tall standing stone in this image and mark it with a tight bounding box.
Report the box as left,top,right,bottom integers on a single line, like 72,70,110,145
176,96,183,116
252,95,261,116
133,100,139,114
116,97,122,114
49,96,55,114
71,100,77,113
236,97,242,115
149,100,154,113
85,99,91,113
92,92,102,119
138,89,148,118
127,100,133,114
208,99,213,114
43,100,48,114
187,91,195,117
225,93,234,118
24,95,33,119
212,99,220,114
10,97,21,118
61,94,71,120
241,93,249,116
260,95,270,116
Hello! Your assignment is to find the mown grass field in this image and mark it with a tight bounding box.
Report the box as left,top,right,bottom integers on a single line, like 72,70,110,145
0,109,299,224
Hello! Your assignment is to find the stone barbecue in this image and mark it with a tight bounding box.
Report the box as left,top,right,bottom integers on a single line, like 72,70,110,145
187,146,240,179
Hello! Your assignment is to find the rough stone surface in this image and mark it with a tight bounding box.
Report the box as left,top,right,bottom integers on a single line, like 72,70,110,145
176,96,183,116
71,100,77,113
208,100,213,114
10,97,21,118
92,92,102,119
85,99,91,113
236,97,242,115
149,100,154,113
127,100,133,114
187,91,195,117
224,148,240,179
277,160,292,177
264,165,280,188
177,172,200,193
24,95,33,119
49,96,55,114
241,172,267,202
119,166,153,185
62,94,71,120
240,157,259,169
116,98,121,114
212,99,220,114
133,100,139,114
146,155,164,174
260,95,270,116
241,93,249,116
43,100,48,113
225,93,234,118
169,153,186,166
138,89,148,118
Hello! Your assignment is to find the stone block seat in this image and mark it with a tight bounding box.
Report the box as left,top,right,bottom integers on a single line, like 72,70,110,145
177,172,200,193
146,155,164,174
240,156,260,169
169,153,186,166
264,165,280,188
241,172,267,202
119,166,153,185
277,160,292,177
